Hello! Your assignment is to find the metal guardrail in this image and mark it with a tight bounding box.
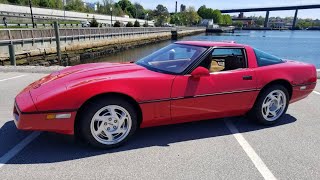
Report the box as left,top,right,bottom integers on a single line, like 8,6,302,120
0,23,84,28
0,27,205,46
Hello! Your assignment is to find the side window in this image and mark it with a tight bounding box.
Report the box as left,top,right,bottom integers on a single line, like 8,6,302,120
253,48,284,67
201,48,247,73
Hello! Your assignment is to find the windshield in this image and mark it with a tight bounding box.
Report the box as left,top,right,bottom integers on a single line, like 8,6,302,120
136,44,207,74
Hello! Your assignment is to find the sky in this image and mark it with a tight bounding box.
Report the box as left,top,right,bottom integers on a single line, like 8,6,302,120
88,0,320,19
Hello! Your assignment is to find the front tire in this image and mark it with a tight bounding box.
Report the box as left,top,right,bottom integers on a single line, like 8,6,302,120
250,85,289,125
78,97,138,149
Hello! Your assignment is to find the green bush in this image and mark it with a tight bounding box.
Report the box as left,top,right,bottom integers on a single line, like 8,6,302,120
126,22,133,27
134,20,140,27
90,17,99,27
114,21,121,27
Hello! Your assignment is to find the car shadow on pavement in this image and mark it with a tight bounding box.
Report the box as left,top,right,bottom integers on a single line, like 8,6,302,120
1,114,297,164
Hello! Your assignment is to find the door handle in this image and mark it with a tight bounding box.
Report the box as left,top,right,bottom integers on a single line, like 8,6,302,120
243,75,252,80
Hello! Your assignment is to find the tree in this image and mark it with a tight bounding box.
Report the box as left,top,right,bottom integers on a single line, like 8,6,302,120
197,5,223,24
116,0,136,17
39,0,49,7
90,17,99,27
153,4,169,26
113,3,125,16
134,3,145,19
65,0,86,12
170,13,182,25
183,6,201,26
169,6,200,26
117,0,131,11
197,5,211,19
233,21,243,28
134,20,140,27
126,21,133,27
222,14,232,25
297,19,313,29
97,0,125,16
212,10,222,24
114,20,121,27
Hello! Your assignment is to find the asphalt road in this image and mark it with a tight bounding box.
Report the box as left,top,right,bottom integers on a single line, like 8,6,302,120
0,72,319,180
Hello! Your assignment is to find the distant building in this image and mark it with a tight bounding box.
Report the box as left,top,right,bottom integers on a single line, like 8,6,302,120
268,21,286,29
200,19,216,27
238,12,244,19
232,18,254,27
232,13,254,27
180,4,186,12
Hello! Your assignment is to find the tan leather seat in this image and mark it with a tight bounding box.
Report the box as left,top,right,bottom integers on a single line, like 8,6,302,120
210,60,224,72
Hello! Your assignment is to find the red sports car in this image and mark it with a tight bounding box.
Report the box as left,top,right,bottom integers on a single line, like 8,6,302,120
14,41,317,148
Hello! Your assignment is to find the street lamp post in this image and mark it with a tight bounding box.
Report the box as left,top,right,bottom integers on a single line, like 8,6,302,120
145,13,148,27
28,0,35,28
110,7,113,27
63,0,66,19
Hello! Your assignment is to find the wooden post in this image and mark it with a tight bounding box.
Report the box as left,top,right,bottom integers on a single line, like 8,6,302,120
54,21,62,65
171,29,178,40
9,44,16,66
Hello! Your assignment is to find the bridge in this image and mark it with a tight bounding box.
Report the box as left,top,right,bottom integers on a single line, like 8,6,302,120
220,4,320,29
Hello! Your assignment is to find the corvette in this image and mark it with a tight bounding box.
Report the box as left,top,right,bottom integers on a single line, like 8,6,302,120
14,41,317,148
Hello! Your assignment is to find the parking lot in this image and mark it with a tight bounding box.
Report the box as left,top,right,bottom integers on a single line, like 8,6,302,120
0,71,320,180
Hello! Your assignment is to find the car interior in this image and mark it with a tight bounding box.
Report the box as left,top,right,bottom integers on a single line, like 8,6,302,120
199,48,247,73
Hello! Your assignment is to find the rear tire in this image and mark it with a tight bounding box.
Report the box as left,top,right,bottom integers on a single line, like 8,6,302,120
77,97,138,149
250,85,289,125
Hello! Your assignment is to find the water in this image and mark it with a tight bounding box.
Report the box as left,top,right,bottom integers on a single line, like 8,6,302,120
83,30,320,68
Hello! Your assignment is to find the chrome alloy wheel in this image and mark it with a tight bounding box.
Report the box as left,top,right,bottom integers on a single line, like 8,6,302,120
261,90,287,122
90,105,132,145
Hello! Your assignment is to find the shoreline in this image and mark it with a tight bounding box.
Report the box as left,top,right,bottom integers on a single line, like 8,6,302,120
0,29,205,66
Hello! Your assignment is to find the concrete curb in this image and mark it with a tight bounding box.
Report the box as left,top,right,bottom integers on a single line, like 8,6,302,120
1,66,320,79
0,66,67,74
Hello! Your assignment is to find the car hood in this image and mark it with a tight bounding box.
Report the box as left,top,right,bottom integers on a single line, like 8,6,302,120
18,62,174,112
32,62,148,88
59,62,145,78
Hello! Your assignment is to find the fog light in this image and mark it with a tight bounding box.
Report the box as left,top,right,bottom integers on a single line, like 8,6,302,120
46,113,71,120
300,86,307,90
56,113,72,119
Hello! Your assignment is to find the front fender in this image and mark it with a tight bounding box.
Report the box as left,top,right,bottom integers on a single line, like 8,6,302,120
33,76,174,112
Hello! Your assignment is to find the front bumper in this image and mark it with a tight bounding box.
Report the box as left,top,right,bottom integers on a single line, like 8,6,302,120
14,102,76,135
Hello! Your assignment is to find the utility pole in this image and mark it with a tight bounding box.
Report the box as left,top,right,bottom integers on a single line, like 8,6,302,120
29,0,35,28
175,1,177,13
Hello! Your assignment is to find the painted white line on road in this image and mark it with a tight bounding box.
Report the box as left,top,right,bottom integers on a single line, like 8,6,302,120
224,119,277,180
0,75,27,82
313,91,320,95
0,131,41,169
